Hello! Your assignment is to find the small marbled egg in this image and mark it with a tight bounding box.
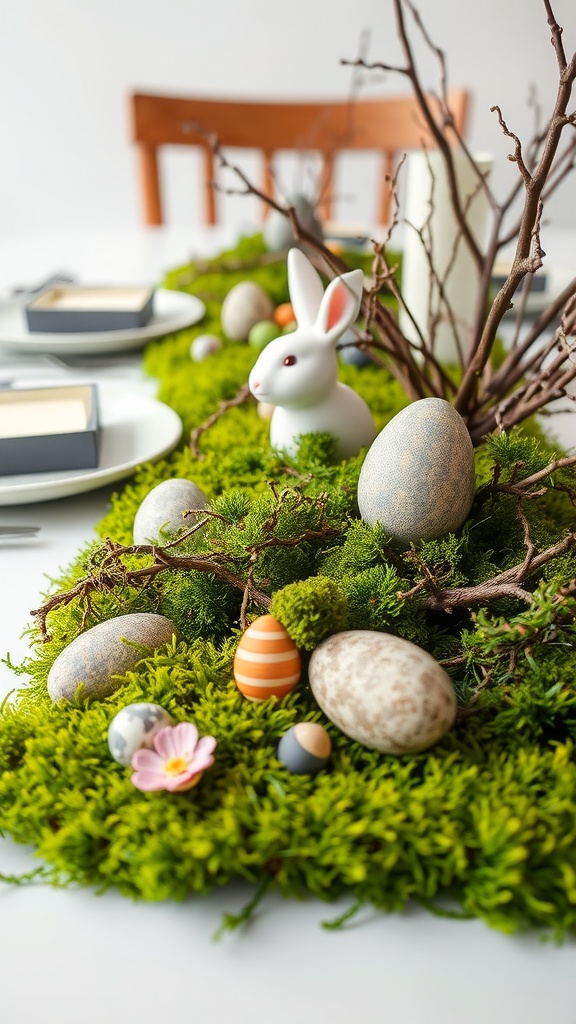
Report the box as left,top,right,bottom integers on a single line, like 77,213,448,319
277,722,332,775
133,478,208,545
190,333,222,362
108,702,174,765
221,282,274,342
47,613,177,703
309,630,457,755
357,397,475,544
233,614,301,703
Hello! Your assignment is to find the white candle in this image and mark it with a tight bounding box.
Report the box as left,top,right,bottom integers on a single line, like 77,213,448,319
399,150,493,364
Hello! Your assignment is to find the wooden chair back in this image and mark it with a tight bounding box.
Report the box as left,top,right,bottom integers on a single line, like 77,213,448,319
130,90,469,226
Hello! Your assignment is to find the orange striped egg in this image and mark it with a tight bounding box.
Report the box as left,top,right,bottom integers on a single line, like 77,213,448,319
233,614,301,703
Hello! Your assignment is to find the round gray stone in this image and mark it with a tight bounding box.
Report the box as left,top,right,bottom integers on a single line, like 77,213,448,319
357,398,475,544
133,478,208,545
47,612,178,703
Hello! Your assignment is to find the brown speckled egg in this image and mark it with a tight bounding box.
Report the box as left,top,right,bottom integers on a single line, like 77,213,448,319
357,397,475,544
47,613,178,703
309,630,456,754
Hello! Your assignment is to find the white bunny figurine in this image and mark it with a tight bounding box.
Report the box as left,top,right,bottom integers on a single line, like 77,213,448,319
248,248,377,460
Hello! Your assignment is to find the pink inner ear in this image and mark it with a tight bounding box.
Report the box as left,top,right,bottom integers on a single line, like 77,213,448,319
326,283,348,331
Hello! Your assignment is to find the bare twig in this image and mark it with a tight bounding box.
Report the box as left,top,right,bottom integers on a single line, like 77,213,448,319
190,383,253,459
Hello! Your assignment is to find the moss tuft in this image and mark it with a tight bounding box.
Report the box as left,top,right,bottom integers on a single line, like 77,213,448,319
271,577,348,650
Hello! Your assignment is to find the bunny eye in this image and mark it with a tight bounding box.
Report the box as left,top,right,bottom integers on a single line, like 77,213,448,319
283,355,297,367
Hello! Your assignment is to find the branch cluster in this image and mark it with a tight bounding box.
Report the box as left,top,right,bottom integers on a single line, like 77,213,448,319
209,0,576,447
31,486,341,641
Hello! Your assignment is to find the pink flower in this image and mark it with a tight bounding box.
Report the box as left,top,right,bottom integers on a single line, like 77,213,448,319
131,722,216,793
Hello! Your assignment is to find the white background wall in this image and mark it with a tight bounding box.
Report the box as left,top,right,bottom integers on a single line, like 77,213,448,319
0,0,575,238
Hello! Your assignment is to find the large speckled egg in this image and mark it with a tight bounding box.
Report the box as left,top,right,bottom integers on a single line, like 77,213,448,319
233,614,301,703
221,282,274,342
108,702,174,765
277,722,332,775
47,613,178,703
309,630,457,754
357,397,475,544
133,478,208,545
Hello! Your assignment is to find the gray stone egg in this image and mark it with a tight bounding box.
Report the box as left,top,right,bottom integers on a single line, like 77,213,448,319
47,613,178,703
309,630,457,755
221,281,274,342
357,397,475,544
108,702,174,765
133,478,208,545
263,194,324,253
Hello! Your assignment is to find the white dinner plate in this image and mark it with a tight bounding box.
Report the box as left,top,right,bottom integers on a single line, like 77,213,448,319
0,288,205,354
0,392,183,505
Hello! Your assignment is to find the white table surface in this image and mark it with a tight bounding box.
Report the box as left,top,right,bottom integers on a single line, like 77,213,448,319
1,226,576,1024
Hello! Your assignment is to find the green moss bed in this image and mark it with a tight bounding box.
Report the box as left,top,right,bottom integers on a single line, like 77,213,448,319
3,234,576,938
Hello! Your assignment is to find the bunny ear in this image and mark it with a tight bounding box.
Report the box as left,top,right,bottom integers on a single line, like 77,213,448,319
287,248,325,327
316,269,364,344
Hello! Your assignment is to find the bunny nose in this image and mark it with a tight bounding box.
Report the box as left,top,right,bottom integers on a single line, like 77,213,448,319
252,380,261,390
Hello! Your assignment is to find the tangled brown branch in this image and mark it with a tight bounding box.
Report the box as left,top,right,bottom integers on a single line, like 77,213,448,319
31,487,341,643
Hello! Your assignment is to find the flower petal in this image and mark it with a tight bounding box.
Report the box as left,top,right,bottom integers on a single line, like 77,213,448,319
165,770,198,792
190,736,217,771
172,721,199,759
131,748,165,771
153,725,182,760
131,770,167,791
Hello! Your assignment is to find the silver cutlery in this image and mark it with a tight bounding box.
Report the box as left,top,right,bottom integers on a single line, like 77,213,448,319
0,526,40,537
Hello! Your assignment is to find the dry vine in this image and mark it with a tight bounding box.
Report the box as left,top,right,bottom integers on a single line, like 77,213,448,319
32,455,576,641
31,487,341,642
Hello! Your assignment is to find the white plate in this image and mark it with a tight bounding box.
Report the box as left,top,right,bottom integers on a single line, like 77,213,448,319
0,392,183,505
0,288,205,354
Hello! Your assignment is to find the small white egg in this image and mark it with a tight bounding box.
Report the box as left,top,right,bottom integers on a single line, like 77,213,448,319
190,334,222,362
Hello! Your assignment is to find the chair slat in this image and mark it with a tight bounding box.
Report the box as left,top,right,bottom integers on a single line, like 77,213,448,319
130,90,469,226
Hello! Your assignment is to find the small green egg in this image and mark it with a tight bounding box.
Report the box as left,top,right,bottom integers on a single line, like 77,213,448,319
282,320,297,335
248,320,279,350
